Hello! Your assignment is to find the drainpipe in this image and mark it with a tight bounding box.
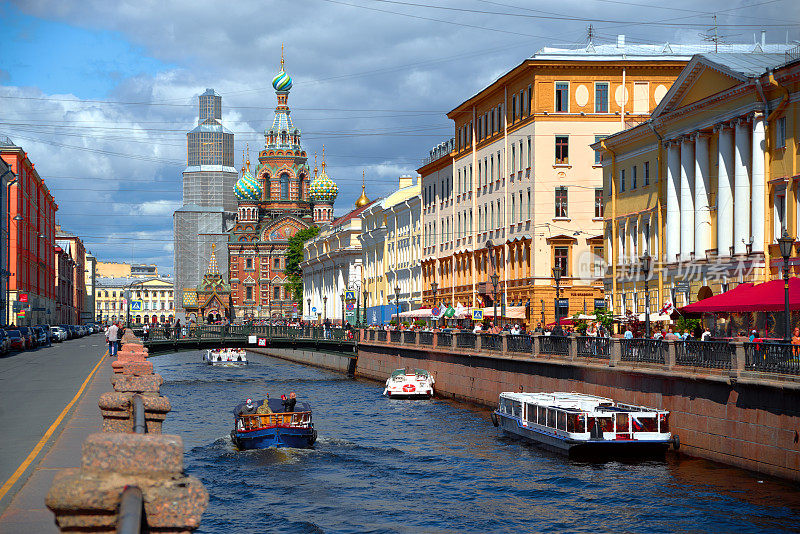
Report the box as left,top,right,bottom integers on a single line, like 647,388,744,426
601,140,617,312
648,121,665,311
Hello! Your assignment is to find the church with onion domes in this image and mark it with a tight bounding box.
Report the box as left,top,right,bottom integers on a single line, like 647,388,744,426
227,50,352,320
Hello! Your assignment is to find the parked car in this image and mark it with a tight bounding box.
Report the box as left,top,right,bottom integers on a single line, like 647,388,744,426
7,329,25,351
32,326,48,346
49,326,63,343
13,327,36,348
60,325,74,340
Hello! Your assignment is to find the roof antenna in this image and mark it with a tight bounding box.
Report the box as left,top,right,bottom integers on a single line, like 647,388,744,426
587,24,595,44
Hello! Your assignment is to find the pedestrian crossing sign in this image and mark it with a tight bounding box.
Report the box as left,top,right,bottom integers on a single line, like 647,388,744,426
130,300,142,311
472,309,483,321
345,291,355,300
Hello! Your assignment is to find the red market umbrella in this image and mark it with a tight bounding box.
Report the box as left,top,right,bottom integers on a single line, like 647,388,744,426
680,279,800,313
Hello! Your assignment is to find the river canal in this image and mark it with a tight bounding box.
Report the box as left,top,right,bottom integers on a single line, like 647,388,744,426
156,350,800,533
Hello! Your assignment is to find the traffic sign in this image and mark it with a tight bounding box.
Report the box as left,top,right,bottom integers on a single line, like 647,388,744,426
292,303,298,311
130,300,142,311
431,307,441,317
311,306,317,313
345,291,355,300
346,302,355,312
472,309,483,321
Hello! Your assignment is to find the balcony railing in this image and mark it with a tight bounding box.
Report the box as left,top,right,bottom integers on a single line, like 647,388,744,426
620,339,665,364
745,342,800,375
677,340,732,369
576,336,610,359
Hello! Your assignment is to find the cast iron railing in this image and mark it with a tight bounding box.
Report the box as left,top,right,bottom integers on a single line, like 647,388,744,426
745,342,800,374
506,334,533,354
389,330,401,343
437,331,452,347
456,332,477,349
403,331,417,344
419,331,434,346
620,338,665,364
676,340,733,369
576,336,610,359
481,333,502,352
538,335,570,356
377,330,387,342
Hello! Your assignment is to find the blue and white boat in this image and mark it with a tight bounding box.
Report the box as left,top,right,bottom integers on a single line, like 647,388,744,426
491,392,678,457
231,399,316,450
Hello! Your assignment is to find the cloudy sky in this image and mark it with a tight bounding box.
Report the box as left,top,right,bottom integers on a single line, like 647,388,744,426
1,0,798,274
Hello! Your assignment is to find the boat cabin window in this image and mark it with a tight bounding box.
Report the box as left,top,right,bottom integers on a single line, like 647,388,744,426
500,398,522,418
567,413,584,433
537,406,546,426
592,417,614,433
547,408,556,428
557,411,567,431
632,416,658,432
659,413,669,433
615,413,630,434
525,404,537,423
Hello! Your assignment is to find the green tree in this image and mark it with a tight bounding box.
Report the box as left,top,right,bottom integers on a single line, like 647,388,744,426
595,308,614,332
285,225,320,311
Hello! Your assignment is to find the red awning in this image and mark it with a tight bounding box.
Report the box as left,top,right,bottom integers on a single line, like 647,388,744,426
546,317,574,327
680,279,800,313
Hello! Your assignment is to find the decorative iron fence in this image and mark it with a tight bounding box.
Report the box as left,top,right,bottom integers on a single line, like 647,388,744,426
389,330,401,343
437,331,452,347
745,342,800,375
538,335,570,356
456,332,477,349
419,331,434,346
377,330,387,342
506,334,533,354
620,339,665,364
481,333,502,352
676,340,732,369
576,336,610,359
403,331,417,344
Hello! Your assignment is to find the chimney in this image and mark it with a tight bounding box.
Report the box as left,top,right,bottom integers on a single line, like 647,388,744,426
399,174,414,189
761,30,766,47
617,34,625,48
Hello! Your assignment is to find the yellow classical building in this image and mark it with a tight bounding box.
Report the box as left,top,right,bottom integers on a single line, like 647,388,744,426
95,276,175,324
595,49,799,320
419,36,757,325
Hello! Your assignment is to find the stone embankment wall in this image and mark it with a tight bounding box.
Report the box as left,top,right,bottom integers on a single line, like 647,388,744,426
357,332,800,482
46,329,208,533
249,347,356,375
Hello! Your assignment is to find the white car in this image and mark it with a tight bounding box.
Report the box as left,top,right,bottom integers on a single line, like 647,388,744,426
50,327,67,342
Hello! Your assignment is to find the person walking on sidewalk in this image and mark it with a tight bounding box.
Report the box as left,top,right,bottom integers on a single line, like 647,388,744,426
105,322,119,356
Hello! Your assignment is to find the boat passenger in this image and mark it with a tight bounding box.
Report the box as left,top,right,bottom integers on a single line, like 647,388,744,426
282,392,297,412
239,399,257,416
257,395,273,414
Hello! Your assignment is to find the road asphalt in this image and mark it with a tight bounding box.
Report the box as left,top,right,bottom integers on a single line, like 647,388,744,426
0,334,108,531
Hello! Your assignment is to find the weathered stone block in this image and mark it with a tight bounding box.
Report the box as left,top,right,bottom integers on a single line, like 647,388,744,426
112,373,163,394
98,392,171,433
46,433,207,533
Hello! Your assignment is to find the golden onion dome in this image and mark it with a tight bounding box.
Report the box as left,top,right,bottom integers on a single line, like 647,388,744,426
354,171,370,208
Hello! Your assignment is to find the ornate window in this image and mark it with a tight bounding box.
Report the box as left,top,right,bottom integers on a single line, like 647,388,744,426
280,173,289,200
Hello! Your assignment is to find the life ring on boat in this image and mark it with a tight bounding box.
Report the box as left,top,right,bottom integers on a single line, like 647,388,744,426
672,434,680,450
491,412,499,427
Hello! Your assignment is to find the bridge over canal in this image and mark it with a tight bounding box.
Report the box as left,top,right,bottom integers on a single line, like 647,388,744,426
137,325,358,357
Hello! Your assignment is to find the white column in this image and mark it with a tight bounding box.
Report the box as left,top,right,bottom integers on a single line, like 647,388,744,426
680,137,695,260
666,142,681,262
716,124,735,256
751,112,766,252
694,133,711,256
734,118,751,254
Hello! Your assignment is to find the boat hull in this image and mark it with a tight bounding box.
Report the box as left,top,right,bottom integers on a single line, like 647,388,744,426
232,426,316,450
496,412,670,458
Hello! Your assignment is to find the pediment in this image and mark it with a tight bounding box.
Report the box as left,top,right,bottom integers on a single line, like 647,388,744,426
653,56,747,119
243,275,256,284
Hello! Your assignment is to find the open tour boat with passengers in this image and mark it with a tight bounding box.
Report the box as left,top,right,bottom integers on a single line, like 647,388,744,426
204,348,248,366
383,368,435,398
492,392,678,457
231,398,316,450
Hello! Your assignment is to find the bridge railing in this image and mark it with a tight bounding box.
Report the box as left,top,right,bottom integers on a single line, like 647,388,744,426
142,324,356,346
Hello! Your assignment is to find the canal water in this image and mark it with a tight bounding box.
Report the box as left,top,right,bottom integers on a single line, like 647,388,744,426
157,350,800,533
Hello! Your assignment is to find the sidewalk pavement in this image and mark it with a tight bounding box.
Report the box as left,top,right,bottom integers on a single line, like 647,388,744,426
0,338,111,534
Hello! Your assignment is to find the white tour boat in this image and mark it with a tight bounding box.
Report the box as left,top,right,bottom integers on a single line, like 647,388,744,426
383,368,435,399
491,391,678,457
204,348,248,366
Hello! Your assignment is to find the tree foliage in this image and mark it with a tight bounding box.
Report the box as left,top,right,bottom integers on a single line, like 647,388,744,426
285,225,320,310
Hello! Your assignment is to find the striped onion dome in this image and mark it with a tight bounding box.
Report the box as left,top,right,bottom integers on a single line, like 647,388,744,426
309,171,338,204
272,69,293,92
234,167,261,201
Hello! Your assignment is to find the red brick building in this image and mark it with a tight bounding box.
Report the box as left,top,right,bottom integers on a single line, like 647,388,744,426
0,138,58,326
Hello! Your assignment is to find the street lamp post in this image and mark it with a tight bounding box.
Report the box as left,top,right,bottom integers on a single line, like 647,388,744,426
322,295,328,323
778,229,794,340
430,281,438,328
552,266,563,336
490,273,499,327
362,289,369,326
394,285,401,327
641,253,651,339
340,293,345,326
307,298,311,322
266,279,273,324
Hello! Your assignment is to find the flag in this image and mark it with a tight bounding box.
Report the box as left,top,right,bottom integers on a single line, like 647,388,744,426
444,306,456,318
455,302,465,317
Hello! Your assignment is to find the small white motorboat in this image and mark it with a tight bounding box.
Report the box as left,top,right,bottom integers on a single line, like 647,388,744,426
491,391,678,457
204,348,248,366
383,368,434,399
